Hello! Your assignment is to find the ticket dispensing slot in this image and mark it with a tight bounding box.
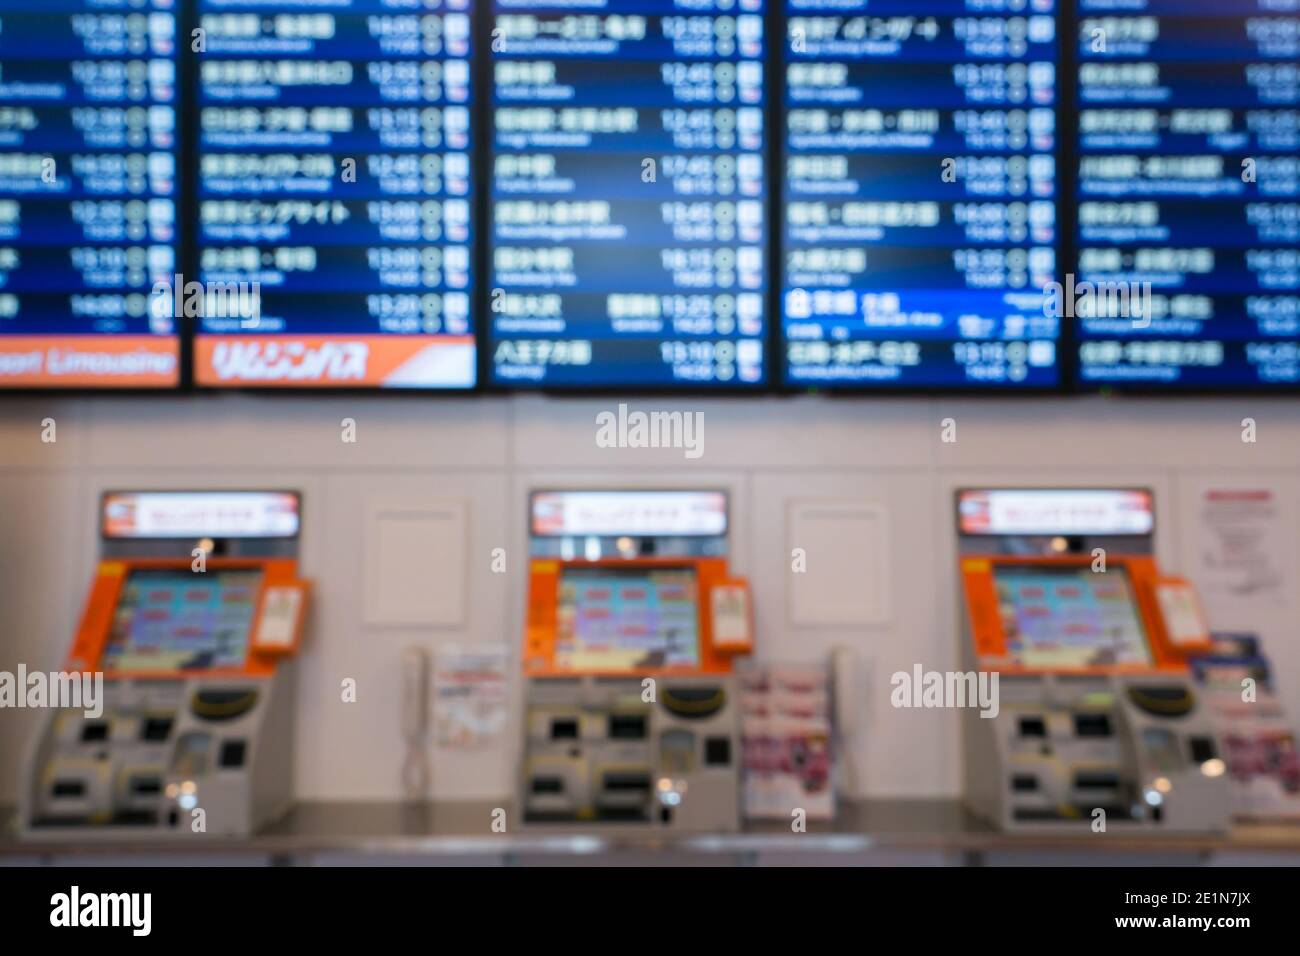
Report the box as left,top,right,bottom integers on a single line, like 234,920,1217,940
956,488,1230,834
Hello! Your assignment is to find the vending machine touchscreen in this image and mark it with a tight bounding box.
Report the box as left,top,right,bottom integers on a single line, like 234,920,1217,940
100,568,264,673
554,566,702,674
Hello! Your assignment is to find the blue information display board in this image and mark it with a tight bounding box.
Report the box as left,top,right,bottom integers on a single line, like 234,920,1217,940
780,0,1061,389
194,0,477,388
488,0,769,388
0,0,181,388
1075,0,1300,389
3,3,1292,395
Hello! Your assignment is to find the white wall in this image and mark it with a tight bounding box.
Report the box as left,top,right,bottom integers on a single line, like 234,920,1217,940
1,394,1297,804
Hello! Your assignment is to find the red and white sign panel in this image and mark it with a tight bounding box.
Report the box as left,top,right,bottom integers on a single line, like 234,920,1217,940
194,336,475,389
531,491,727,538
102,491,300,539
958,489,1154,537
0,337,179,389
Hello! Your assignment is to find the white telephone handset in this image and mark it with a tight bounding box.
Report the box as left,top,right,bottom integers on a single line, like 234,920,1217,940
401,646,430,801
831,645,864,797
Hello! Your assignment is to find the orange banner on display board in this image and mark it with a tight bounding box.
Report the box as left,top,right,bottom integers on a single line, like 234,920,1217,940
0,336,179,388
194,334,476,388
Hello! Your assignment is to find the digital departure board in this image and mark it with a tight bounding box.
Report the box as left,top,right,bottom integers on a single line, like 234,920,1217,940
488,0,768,389
194,0,476,388
782,1,1061,388
7,4,1292,395
0,0,181,388
1076,1,1300,389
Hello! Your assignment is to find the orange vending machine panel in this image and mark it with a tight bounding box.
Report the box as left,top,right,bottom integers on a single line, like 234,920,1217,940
954,488,1229,834
518,490,752,831
959,554,1203,676
65,557,309,680
21,491,310,841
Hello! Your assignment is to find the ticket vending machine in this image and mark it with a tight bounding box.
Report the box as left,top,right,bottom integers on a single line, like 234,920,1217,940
20,491,310,840
520,490,753,831
956,488,1230,834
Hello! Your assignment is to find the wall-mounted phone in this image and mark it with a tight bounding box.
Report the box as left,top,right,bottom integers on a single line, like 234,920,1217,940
401,646,430,801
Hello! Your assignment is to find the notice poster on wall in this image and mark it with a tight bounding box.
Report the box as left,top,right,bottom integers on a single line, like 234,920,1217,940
1191,489,1286,607
433,645,509,749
